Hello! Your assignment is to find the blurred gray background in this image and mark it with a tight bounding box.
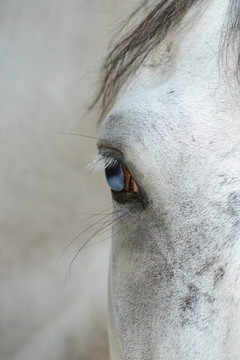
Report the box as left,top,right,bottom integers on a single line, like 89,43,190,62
0,1,137,359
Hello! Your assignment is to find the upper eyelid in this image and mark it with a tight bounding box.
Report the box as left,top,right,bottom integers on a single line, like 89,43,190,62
97,148,140,184
98,148,127,166
87,149,125,172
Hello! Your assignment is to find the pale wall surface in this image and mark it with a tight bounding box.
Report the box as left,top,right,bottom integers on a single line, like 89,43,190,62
0,1,137,359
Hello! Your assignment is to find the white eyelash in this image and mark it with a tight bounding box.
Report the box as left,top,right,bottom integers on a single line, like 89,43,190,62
86,153,118,172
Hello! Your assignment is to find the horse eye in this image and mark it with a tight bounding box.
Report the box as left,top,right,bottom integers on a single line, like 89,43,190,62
105,162,138,193
105,163,125,192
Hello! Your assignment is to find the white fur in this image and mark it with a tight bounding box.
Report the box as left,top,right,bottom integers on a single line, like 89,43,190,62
99,1,240,359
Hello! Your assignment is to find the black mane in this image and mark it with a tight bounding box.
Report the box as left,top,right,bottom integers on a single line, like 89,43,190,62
92,0,240,121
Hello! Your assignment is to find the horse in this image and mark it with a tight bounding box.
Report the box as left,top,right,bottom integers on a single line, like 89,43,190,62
93,0,240,358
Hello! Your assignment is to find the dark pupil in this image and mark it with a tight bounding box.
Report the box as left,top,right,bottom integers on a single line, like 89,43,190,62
105,162,125,192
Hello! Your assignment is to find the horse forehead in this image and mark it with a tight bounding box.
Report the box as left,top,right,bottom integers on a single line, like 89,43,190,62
125,1,227,92
101,1,240,142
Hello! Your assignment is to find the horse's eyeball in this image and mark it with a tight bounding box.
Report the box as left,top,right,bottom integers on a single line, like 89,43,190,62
105,162,138,193
105,163,125,192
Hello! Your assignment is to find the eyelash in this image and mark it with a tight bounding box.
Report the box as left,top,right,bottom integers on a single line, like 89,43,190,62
87,153,119,173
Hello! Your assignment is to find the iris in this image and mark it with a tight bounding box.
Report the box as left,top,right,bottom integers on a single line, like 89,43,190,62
105,162,125,192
